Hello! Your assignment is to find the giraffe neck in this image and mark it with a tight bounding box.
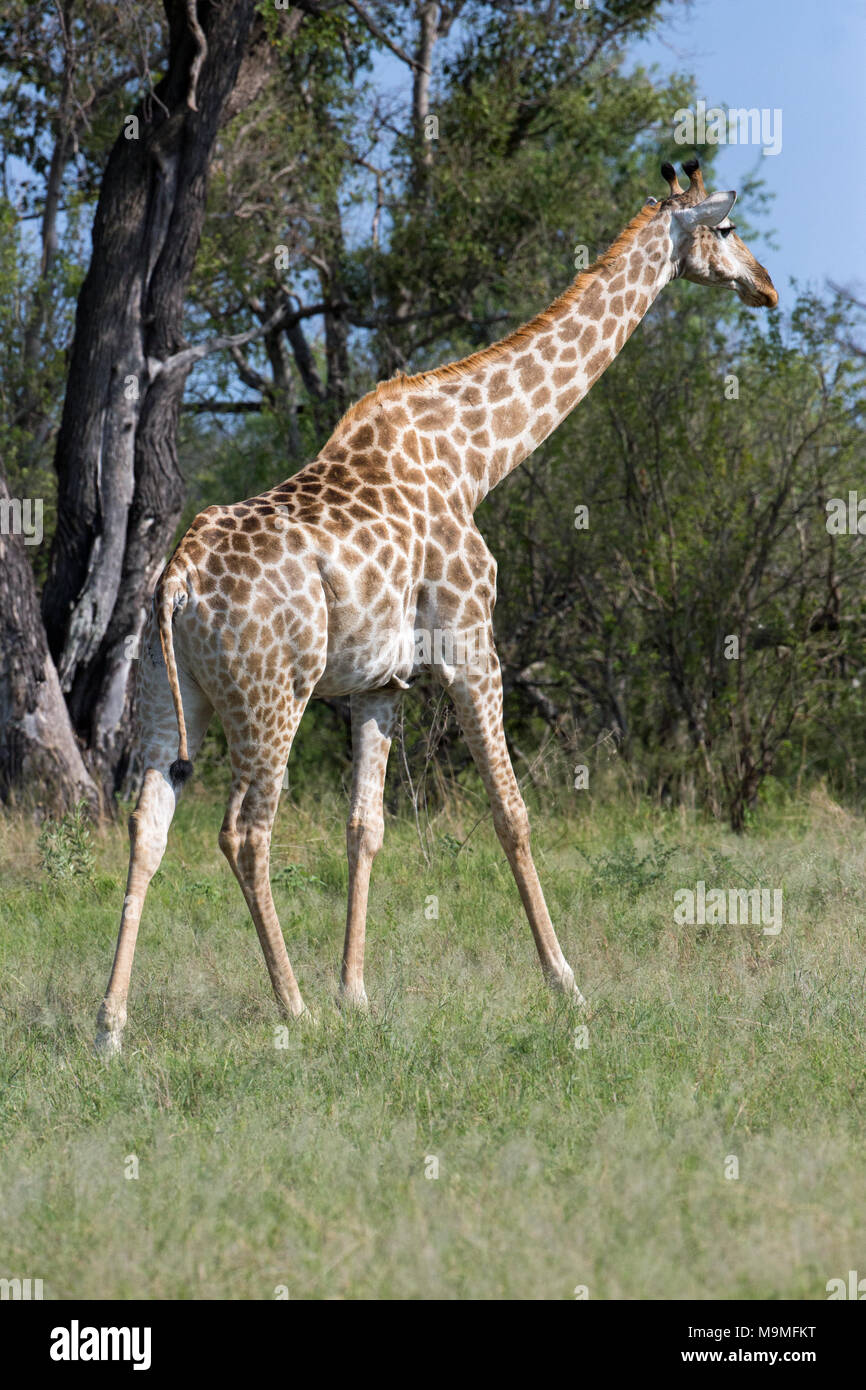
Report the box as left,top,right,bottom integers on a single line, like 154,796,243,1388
442,205,673,509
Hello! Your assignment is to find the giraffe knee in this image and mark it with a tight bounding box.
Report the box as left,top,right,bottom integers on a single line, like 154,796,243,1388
128,799,168,872
347,815,384,865
218,825,241,867
494,801,531,857
236,822,271,876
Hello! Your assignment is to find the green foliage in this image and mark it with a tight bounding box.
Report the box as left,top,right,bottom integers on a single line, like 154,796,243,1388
5,0,865,828
487,282,866,826
437,830,464,859
37,800,95,883
271,863,326,890
185,877,221,903
580,835,678,898
0,1,163,517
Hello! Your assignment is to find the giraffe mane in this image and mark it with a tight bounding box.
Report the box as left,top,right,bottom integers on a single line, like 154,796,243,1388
330,200,663,438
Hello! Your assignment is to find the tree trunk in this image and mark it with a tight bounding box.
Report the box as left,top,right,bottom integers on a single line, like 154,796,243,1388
41,0,273,798
0,480,99,815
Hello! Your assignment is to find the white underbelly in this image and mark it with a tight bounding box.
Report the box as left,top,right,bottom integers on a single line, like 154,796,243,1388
313,625,417,697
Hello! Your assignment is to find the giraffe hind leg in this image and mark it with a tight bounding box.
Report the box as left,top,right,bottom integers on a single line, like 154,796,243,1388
95,672,213,1056
219,686,318,1020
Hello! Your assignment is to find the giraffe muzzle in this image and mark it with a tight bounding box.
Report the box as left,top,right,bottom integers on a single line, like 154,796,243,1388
736,279,778,309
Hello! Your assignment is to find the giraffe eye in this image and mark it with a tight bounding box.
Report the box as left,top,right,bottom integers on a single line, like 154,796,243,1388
717,224,736,239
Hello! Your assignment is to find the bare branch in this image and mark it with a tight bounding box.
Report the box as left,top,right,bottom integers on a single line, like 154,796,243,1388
181,400,264,414
184,0,208,111
158,300,333,377
343,0,431,73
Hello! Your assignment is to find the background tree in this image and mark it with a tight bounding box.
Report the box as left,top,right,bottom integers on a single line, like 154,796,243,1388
3,0,864,831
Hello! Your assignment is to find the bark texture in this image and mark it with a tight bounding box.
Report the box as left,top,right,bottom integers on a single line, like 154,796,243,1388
41,0,270,795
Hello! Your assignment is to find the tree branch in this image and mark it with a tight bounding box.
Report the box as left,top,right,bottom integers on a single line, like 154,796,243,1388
343,0,431,73
158,300,333,377
184,0,208,111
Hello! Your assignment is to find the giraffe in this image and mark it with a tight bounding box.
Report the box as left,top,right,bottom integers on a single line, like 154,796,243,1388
95,157,777,1054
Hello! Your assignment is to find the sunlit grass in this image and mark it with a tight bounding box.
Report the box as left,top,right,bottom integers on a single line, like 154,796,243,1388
1,780,864,1298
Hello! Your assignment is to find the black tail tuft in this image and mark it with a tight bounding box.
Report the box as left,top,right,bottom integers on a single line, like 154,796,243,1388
169,758,194,788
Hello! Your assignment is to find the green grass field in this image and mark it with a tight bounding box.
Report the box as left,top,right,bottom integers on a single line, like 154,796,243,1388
1,776,864,1300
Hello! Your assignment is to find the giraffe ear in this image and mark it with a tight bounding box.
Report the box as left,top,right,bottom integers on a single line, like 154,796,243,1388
674,190,737,230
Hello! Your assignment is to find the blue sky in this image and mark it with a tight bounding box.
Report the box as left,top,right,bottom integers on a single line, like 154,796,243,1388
363,0,864,305
11,0,858,346
630,0,866,297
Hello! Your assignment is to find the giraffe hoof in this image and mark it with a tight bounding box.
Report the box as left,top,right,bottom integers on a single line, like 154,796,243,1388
337,986,370,1012
94,1029,123,1058
548,964,587,1007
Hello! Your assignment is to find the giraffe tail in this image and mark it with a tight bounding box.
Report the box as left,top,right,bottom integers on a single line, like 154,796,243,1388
155,564,194,790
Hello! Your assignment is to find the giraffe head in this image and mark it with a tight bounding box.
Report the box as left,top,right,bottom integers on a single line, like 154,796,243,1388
656,157,778,308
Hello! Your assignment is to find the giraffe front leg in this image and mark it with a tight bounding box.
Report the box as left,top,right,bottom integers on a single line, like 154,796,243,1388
339,690,401,1009
440,649,586,1005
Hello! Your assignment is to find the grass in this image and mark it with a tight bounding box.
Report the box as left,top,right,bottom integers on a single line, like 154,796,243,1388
1,775,865,1300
